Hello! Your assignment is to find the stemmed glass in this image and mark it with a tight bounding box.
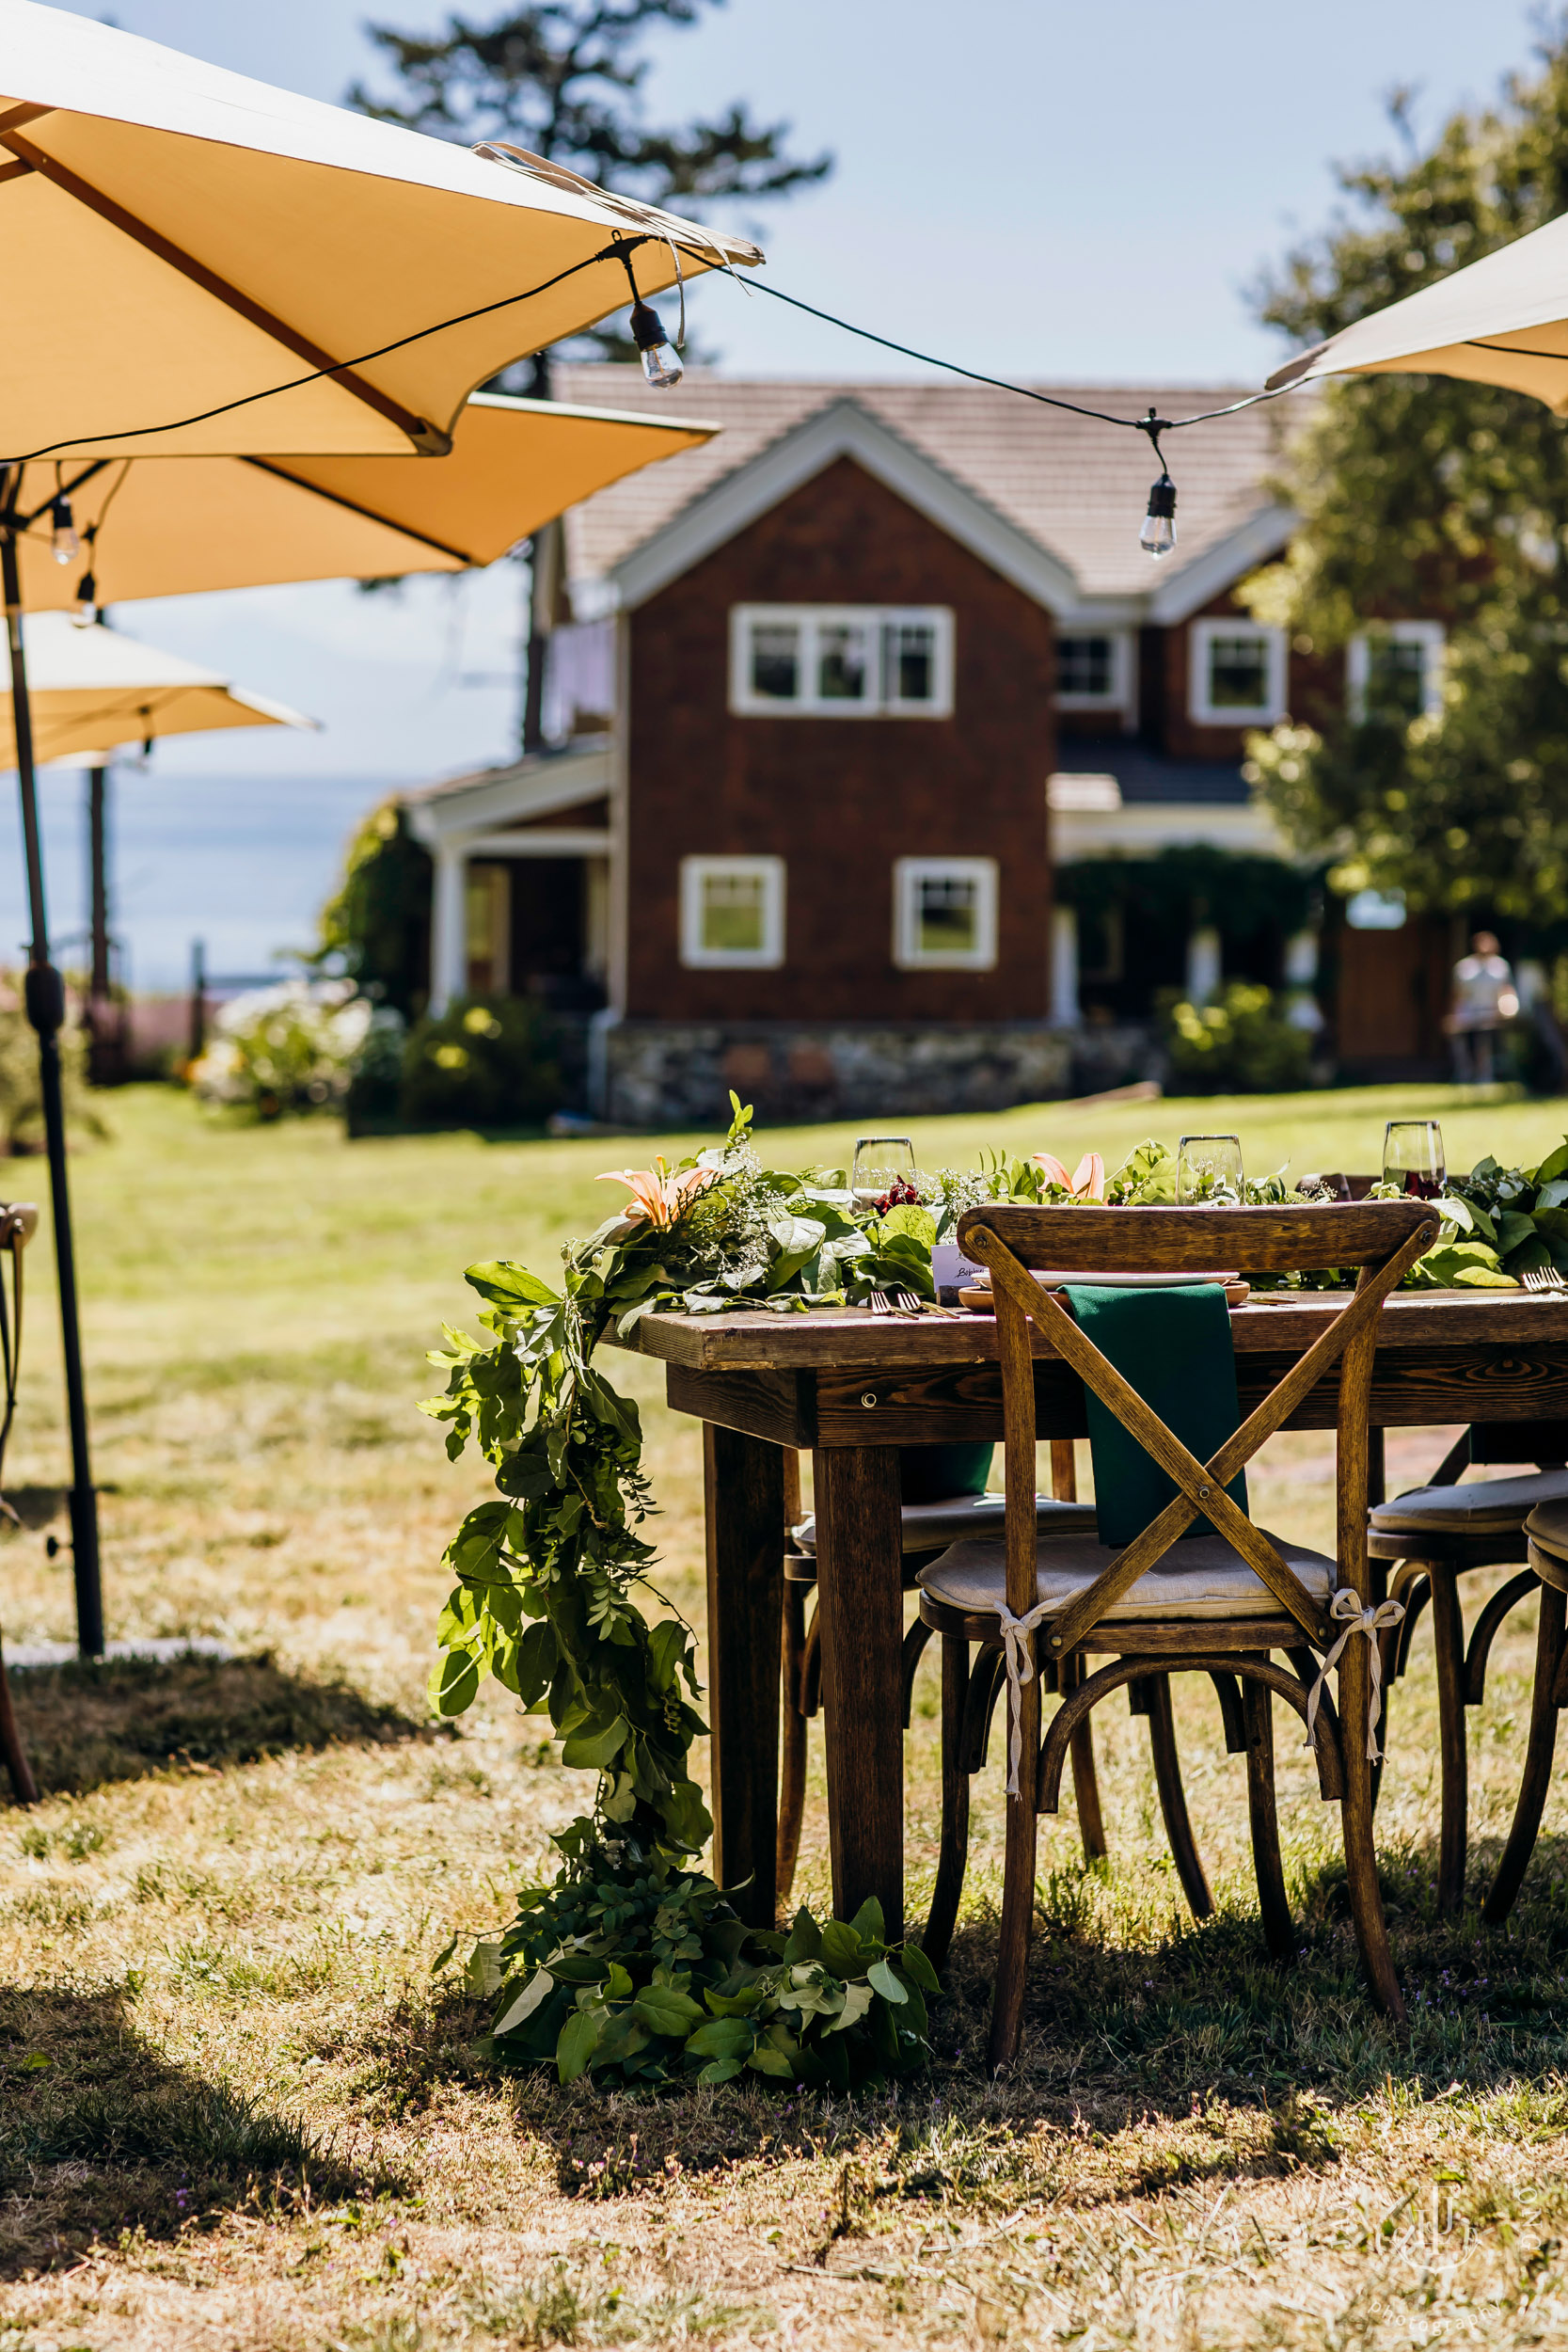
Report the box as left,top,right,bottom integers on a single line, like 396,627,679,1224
851,1134,916,1206
1177,1134,1244,1204
1383,1120,1446,1200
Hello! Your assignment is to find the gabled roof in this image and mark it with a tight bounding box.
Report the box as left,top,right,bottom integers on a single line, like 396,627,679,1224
556,365,1298,616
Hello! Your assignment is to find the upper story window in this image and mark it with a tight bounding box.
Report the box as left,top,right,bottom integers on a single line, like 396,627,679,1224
679,854,785,969
1347,621,1445,723
1055,630,1132,709
1188,619,1288,726
730,605,954,718
893,857,999,970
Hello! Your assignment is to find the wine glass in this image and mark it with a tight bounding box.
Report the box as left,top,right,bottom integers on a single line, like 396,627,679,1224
1177,1134,1244,1205
851,1134,916,1207
1383,1120,1446,1200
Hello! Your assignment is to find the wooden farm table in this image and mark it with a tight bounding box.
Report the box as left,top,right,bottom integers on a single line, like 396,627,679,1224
624,1292,1568,1935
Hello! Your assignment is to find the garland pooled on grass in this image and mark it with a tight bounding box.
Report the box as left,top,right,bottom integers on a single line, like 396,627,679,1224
423,1112,1568,2087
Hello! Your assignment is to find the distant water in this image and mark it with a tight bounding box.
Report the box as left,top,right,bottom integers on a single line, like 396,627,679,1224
0,769,404,993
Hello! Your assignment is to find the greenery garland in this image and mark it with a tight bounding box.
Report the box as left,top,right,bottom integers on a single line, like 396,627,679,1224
423,1114,1565,2086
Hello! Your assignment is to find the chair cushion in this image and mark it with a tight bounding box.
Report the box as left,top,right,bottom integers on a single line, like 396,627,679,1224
1525,1497,1568,1562
917,1530,1334,1622
791,1493,1098,1556
1370,1468,1568,1537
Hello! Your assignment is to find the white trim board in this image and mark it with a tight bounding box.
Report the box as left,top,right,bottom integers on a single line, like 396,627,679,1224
406,740,614,842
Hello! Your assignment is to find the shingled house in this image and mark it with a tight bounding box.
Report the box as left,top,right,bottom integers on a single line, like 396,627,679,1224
404,368,1452,1123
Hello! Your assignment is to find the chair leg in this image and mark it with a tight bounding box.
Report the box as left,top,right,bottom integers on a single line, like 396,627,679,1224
1061,1652,1107,1861
0,1635,38,1805
1428,1561,1468,1915
1482,1581,1567,1926
988,1668,1040,2074
775,1583,809,1911
1144,1673,1213,1920
1337,1633,1406,2023
922,1631,970,1970
1242,1676,1291,1959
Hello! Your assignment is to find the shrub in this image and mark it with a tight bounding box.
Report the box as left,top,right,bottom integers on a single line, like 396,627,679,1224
1161,979,1315,1094
399,995,563,1130
314,799,431,1020
191,980,372,1119
0,973,103,1154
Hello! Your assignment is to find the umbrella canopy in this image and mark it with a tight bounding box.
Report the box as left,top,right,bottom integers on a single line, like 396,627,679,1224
6,393,719,609
2,613,312,767
1266,214,1568,413
0,0,759,464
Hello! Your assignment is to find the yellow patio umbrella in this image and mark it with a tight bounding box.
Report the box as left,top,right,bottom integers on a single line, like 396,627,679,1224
3,612,314,768
0,0,758,465
0,4,751,1655
5,393,719,610
1266,213,1568,412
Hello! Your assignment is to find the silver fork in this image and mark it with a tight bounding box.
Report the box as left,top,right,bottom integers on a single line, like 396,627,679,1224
1522,1266,1568,1296
867,1286,926,1315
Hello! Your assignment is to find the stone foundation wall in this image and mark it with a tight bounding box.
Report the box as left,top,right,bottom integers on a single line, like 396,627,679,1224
594,1018,1159,1129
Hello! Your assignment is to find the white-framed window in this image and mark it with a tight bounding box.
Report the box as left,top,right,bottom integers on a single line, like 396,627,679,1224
1346,621,1445,723
679,854,785,968
729,605,954,718
1188,619,1288,725
1055,629,1132,710
893,857,998,970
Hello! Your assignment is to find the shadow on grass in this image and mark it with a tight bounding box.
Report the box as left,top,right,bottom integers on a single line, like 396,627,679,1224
4,1651,432,1800
0,1982,394,2274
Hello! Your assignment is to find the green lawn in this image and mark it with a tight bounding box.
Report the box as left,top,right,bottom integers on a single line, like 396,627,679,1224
2,1081,1568,2349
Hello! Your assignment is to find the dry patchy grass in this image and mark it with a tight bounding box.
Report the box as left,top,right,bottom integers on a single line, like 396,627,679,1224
1,1086,1568,2348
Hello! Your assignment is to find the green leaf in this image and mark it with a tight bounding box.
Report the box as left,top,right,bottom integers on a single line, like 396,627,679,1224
556,2006,602,2085
895,1944,941,1994
848,1897,886,1946
685,2016,754,2060
493,1968,555,2037
819,1920,863,1976
746,2042,795,2077
632,1982,705,2038
561,1713,629,1770
697,2057,744,2083
429,1645,481,1718
880,1203,938,1248
867,1959,908,2004
782,1908,822,1965
823,1980,875,2035
466,1261,561,1311
1537,1143,1568,1186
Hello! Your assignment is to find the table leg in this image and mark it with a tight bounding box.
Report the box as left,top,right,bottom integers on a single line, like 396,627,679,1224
813,1442,905,1933
703,1423,784,1930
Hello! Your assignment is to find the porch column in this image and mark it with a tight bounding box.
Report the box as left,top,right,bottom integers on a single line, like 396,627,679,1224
1050,905,1080,1026
430,842,467,1015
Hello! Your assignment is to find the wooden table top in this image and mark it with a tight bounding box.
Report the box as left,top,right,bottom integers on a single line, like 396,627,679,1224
627,1291,1568,1372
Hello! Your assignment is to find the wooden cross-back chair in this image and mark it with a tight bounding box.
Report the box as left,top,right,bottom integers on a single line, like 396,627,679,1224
0,1200,40,1806
920,1197,1437,2072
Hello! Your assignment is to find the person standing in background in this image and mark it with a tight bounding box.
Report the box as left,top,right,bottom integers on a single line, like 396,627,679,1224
1448,930,1519,1083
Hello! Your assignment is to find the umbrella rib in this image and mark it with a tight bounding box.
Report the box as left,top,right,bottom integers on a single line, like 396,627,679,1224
0,124,452,457
239,458,478,565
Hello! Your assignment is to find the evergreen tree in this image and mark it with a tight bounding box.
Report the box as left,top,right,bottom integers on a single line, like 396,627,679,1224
1243,30,1568,924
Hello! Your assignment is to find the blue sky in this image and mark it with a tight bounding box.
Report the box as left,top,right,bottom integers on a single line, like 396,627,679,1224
5,0,1548,983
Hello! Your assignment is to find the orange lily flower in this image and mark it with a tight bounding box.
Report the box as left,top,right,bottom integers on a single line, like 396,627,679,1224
1034,1151,1105,1201
596,1157,714,1228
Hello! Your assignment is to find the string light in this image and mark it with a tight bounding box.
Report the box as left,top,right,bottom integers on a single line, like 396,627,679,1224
617,244,684,389
50,492,79,565
71,567,98,628
1137,416,1177,558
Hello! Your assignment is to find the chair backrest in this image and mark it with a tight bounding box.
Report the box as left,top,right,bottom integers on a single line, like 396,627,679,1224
957,1200,1438,1658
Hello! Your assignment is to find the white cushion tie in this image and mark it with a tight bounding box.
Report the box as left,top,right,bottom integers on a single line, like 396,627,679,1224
996,1597,1055,1798
1305,1588,1406,1764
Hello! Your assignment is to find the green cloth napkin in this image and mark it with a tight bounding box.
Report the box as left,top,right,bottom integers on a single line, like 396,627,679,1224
1061,1284,1246,1546
900,1442,993,1502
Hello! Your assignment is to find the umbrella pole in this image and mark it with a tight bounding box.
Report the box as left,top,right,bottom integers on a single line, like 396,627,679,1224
0,521,103,1658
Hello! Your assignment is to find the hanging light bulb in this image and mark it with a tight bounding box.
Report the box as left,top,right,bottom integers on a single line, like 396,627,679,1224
71,567,98,628
51,493,81,566
629,298,684,389
1139,473,1177,559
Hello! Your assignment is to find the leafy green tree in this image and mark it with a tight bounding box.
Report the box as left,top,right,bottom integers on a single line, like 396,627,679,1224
315,801,432,1019
351,2,831,748
1242,35,1568,921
